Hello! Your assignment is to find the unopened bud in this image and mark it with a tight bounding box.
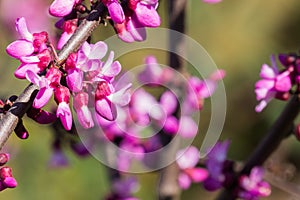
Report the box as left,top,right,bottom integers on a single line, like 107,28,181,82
0,154,9,166
14,121,29,139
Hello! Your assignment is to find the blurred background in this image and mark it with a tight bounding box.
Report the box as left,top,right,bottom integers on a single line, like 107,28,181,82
1,0,300,199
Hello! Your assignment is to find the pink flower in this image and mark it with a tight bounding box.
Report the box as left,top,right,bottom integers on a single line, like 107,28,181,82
113,0,160,43
73,92,94,129
238,167,271,200
186,70,225,110
103,0,125,24
57,19,78,50
203,140,233,191
138,56,163,85
0,166,17,191
6,17,50,79
54,86,72,131
95,81,131,121
6,17,48,58
176,146,208,189
77,41,108,72
255,56,292,112
26,68,62,108
65,53,83,92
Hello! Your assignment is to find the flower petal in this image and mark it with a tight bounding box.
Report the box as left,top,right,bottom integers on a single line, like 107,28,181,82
106,0,125,24
178,172,192,190
66,69,83,92
89,41,108,59
15,63,40,79
178,116,198,138
33,87,53,108
49,0,75,17
95,98,117,121
16,17,33,41
6,40,34,58
135,3,160,27
176,146,200,169
56,102,72,130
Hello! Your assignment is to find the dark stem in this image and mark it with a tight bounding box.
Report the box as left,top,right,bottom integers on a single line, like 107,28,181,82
158,0,187,200
216,94,300,200
0,3,105,150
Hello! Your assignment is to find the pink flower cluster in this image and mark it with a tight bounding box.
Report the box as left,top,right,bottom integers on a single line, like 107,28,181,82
254,53,300,112
202,141,271,200
238,167,271,200
91,56,224,172
49,0,161,44
6,17,131,131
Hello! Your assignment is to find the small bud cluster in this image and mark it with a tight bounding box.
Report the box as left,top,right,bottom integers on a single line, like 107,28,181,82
0,153,17,191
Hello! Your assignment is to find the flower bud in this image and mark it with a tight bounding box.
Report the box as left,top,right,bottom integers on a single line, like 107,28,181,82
54,86,70,104
0,154,9,166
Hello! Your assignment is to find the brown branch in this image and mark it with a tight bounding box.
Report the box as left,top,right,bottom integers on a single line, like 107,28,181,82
216,94,300,200
158,0,187,199
0,2,105,150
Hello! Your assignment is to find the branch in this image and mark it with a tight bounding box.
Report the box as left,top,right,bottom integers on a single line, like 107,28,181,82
216,94,300,200
0,3,105,150
158,0,187,199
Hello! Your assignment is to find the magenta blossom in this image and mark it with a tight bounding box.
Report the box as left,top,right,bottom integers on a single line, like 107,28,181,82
54,86,73,131
176,146,208,189
238,167,271,200
73,92,94,129
95,81,132,121
106,177,139,200
26,67,62,109
203,0,222,4
255,56,292,112
113,0,160,42
0,153,17,191
186,69,225,111
103,0,125,24
6,17,50,79
203,140,233,191
49,0,82,17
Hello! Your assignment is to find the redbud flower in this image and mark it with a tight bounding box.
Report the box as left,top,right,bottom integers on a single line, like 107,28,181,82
176,146,208,189
186,69,225,111
103,0,125,24
255,56,292,112
77,41,108,72
113,0,160,43
26,68,62,109
73,92,94,129
95,81,131,121
238,167,271,200
57,19,78,50
6,17,50,79
203,140,231,191
0,167,17,189
0,154,9,166
138,56,163,85
0,154,17,192
27,107,56,124
54,86,72,131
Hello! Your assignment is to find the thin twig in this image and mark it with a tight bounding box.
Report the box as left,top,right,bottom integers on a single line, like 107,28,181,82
158,0,187,199
0,2,105,150
216,94,300,200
